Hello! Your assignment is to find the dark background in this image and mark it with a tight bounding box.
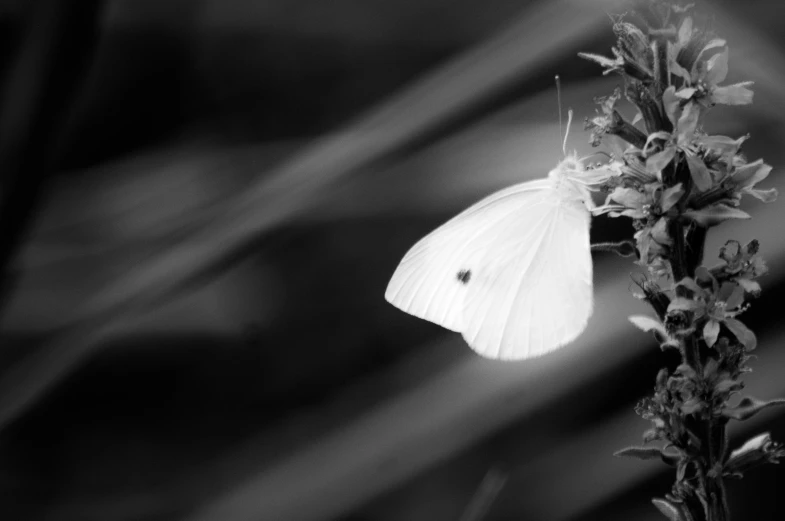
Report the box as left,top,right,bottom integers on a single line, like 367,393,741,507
0,0,783,519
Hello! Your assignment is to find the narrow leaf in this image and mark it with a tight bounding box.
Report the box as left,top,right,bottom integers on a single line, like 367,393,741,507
578,52,620,70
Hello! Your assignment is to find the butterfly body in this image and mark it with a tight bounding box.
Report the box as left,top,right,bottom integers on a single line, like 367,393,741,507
385,155,595,360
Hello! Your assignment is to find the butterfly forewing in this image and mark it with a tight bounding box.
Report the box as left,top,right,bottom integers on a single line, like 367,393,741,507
385,179,552,332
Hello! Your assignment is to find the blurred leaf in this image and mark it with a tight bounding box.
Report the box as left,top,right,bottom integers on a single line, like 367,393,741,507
722,396,785,421
614,446,668,460
652,497,688,521
629,315,667,336
684,205,750,226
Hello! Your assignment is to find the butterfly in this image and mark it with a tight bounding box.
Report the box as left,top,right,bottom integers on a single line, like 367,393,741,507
385,149,605,360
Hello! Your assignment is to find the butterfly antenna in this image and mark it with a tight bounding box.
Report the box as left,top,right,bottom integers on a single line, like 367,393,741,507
563,108,573,157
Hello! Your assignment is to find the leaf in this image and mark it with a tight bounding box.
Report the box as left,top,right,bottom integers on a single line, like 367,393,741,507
684,205,750,226
732,159,771,188
685,153,712,192
660,183,684,212
694,38,727,68
703,320,720,347
629,315,667,337
675,87,696,100
652,498,688,521
662,86,681,127
724,283,745,310
678,16,693,46
712,81,754,105
747,187,778,203
614,446,667,460
724,318,757,350
697,134,748,157
670,59,692,83
722,396,785,421
647,147,677,172
676,102,700,146
706,48,729,85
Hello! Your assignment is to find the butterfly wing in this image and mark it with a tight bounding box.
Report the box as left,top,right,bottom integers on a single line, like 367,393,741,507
385,179,552,332
461,191,593,360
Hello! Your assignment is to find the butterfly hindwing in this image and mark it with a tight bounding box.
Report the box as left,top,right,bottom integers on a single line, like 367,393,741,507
462,193,592,359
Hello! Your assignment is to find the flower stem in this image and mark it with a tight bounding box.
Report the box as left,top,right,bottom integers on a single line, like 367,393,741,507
670,188,731,521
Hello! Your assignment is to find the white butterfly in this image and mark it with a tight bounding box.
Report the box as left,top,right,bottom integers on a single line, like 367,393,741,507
385,153,602,360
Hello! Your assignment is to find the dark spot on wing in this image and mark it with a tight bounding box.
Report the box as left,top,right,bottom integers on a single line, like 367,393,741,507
456,269,471,284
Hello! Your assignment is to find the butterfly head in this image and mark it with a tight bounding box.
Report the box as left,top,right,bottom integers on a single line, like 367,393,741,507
548,152,590,199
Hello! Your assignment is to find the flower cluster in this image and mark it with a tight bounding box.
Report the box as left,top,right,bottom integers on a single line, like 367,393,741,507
579,2,784,519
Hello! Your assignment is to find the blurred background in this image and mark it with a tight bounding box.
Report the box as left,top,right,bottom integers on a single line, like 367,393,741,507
0,0,784,519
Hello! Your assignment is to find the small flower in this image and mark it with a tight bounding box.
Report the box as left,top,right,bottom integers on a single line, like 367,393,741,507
579,17,653,83
642,96,708,186
725,432,785,477
716,239,768,295
670,272,755,349
674,44,754,107
595,182,683,218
